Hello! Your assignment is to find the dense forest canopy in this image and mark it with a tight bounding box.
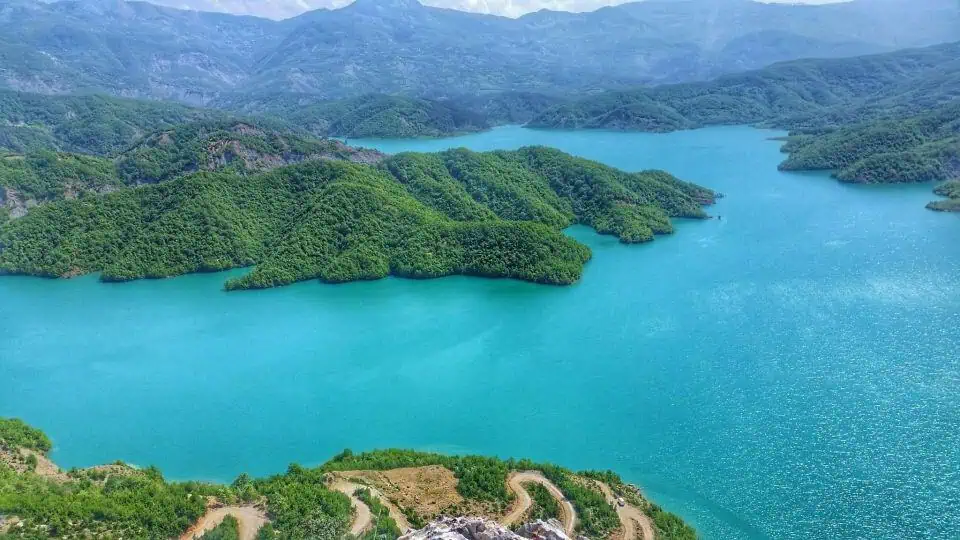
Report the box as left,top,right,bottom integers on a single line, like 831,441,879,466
0,90,219,155
0,119,384,220
0,89,558,144
0,151,120,206
779,103,960,183
0,146,715,288
775,101,959,210
114,120,382,184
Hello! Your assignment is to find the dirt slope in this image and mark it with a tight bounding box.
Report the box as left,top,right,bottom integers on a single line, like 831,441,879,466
179,505,268,540
503,471,577,535
595,481,656,540
330,477,412,534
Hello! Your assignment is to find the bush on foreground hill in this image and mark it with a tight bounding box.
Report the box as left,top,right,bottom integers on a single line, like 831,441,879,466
0,419,52,454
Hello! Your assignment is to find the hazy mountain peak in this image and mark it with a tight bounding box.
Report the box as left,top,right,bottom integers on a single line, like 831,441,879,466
346,0,425,12
350,0,424,8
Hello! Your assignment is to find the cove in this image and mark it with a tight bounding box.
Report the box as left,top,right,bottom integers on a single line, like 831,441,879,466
2,126,958,539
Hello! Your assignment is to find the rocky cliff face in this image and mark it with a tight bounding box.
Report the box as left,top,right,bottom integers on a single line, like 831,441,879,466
399,517,577,540
0,187,28,219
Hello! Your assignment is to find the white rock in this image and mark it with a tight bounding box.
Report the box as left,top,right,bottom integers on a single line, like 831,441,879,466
400,517,581,540
518,519,573,540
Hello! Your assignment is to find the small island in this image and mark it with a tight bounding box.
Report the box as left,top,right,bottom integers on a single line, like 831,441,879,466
0,418,695,540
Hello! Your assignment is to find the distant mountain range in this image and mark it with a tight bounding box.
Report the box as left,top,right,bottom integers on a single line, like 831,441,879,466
528,41,960,131
3,0,958,103
119,0,639,19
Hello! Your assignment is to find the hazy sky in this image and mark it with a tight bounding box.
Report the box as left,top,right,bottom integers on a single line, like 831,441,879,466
153,0,850,19
426,0,844,17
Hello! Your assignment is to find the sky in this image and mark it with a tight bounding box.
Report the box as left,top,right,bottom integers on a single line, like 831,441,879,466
425,0,842,17
151,0,850,19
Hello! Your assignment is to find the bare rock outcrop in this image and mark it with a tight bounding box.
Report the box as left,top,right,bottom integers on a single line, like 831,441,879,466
399,517,578,540
398,517,520,540
518,519,570,540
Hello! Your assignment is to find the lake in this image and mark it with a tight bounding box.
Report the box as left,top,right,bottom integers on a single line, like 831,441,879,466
2,126,958,539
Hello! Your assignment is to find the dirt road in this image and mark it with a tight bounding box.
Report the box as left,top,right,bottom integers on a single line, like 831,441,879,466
179,505,268,540
502,471,577,535
594,482,656,540
330,478,411,535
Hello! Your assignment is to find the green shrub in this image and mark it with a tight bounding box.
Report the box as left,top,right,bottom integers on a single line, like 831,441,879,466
201,515,240,540
0,418,52,454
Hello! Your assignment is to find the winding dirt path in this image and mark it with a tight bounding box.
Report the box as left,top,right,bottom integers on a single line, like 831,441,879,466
330,478,411,535
502,471,576,535
179,505,268,540
594,482,655,540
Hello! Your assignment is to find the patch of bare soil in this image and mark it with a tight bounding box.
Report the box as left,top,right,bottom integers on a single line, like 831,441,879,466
0,447,69,482
0,515,21,534
503,472,576,535
180,503,268,540
80,463,140,484
593,481,655,540
332,466,493,521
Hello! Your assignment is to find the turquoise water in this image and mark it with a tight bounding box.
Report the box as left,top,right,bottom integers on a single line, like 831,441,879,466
2,126,959,539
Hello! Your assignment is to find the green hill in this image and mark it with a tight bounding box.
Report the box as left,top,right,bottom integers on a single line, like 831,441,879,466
779,103,960,183
929,181,960,212
0,90,219,156
217,93,492,138
778,103,959,210
115,120,383,184
0,151,120,215
0,147,715,288
527,42,960,132
0,120,383,220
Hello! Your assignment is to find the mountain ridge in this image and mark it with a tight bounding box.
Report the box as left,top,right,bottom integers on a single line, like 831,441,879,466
7,0,959,102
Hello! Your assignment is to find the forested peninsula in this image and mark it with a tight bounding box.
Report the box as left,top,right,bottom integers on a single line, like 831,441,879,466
0,418,696,540
0,120,715,289
779,103,960,210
